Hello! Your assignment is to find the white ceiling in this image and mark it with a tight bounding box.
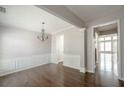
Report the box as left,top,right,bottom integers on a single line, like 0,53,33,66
0,5,72,33
66,5,124,23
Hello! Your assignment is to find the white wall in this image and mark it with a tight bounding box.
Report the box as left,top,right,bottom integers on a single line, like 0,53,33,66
51,26,85,72
86,10,124,79
0,25,51,76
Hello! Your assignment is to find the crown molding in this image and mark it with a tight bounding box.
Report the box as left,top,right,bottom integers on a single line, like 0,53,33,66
51,26,74,35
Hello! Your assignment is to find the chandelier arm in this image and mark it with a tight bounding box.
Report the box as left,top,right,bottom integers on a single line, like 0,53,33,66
37,22,48,41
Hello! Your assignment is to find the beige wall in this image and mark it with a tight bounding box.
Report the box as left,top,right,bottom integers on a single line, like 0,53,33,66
0,25,51,59
51,26,85,71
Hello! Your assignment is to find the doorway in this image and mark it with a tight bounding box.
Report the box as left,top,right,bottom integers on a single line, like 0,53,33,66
98,34,118,76
56,35,64,63
92,20,121,79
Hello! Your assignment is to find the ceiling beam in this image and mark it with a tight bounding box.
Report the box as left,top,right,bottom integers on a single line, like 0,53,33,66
35,5,85,28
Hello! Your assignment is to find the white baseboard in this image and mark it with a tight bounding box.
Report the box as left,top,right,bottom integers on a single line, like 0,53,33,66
51,54,81,70
118,77,124,81
121,78,124,81
86,69,95,73
80,67,86,73
63,64,80,70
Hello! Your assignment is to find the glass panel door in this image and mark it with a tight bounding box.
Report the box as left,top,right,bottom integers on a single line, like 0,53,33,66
98,34,118,76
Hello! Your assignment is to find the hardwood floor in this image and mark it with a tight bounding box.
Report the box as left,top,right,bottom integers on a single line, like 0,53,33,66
0,63,124,87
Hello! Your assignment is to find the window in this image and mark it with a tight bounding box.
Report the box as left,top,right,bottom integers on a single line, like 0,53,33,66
113,36,117,40
105,53,112,71
99,37,104,41
98,34,118,75
105,42,111,51
105,36,111,41
100,53,105,70
99,42,104,51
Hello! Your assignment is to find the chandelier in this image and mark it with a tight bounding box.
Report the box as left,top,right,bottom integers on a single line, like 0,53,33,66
37,22,48,41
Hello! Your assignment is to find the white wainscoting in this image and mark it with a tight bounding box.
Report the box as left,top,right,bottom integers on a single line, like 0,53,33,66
63,54,80,70
0,54,51,76
51,53,58,64
51,54,80,70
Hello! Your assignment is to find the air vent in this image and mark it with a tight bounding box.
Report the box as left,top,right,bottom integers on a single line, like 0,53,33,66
0,7,6,13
